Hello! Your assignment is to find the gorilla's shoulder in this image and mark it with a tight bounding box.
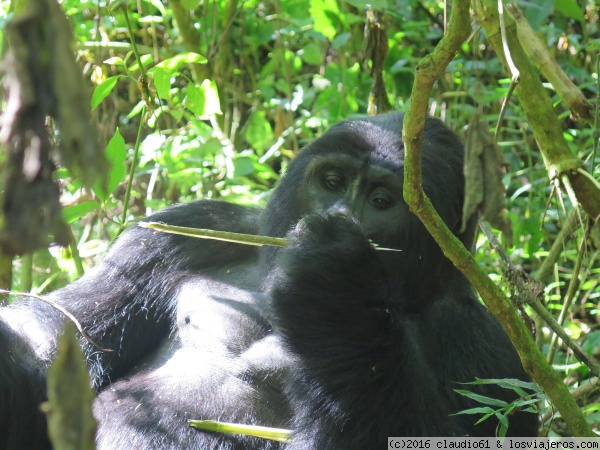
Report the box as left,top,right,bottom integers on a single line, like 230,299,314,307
139,200,261,234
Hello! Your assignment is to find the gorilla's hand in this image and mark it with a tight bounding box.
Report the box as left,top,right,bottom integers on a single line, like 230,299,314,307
281,212,378,280
270,213,391,359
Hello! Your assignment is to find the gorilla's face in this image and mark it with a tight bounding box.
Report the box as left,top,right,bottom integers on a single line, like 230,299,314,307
301,153,406,249
260,118,407,246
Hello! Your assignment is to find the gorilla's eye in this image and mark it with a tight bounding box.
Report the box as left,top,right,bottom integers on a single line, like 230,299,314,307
371,192,394,210
322,170,345,191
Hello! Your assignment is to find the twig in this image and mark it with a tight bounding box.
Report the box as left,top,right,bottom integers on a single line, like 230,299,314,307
494,0,520,142
189,420,291,443
140,222,288,247
535,211,579,283
478,220,600,376
0,289,112,352
541,377,600,424
546,232,585,365
139,222,402,252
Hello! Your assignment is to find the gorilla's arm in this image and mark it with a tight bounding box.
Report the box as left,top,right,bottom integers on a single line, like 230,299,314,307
0,201,261,448
60,200,261,387
0,319,50,449
270,214,458,447
271,213,538,444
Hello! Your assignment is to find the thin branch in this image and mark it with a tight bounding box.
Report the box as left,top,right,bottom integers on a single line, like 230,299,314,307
140,222,288,247
535,211,579,283
479,220,600,377
140,222,402,252
494,0,519,142
0,289,112,352
546,233,586,365
497,0,519,80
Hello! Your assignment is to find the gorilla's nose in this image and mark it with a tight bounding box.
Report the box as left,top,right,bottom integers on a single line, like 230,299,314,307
325,202,352,217
325,202,366,224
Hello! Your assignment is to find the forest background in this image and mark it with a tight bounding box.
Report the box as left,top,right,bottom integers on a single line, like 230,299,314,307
0,0,599,437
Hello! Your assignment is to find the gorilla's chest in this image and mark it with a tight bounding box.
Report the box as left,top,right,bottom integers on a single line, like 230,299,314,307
175,271,269,352
171,266,293,415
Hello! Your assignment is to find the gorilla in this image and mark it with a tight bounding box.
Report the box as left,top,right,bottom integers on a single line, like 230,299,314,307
0,112,538,450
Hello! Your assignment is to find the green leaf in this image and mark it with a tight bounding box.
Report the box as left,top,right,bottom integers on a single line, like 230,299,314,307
309,0,343,41
452,406,495,416
157,53,208,70
460,378,541,393
201,80,222,114
94,129,127,201
555,0,584,22
103,56,125,66
453,390,509,407
62,200,100,224
169,109,184,121
513,399,540,408
105,129,127,192
91,76,122,111
275,78,290,96
332,32,350,50
128,54,154,73
127,100,145,119
300,43,322,65
474,412,496,425
525,0,555,28
42,323,96,450
142,0,165,15
185,80,222,116
244,111,274,152
185,85,203,116
233,157,255,178
494,412,509,437
152,67,173,100
582,330,600,355
181,0,200,10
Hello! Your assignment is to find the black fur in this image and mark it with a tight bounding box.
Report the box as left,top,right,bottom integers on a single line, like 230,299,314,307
0,113,538,450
